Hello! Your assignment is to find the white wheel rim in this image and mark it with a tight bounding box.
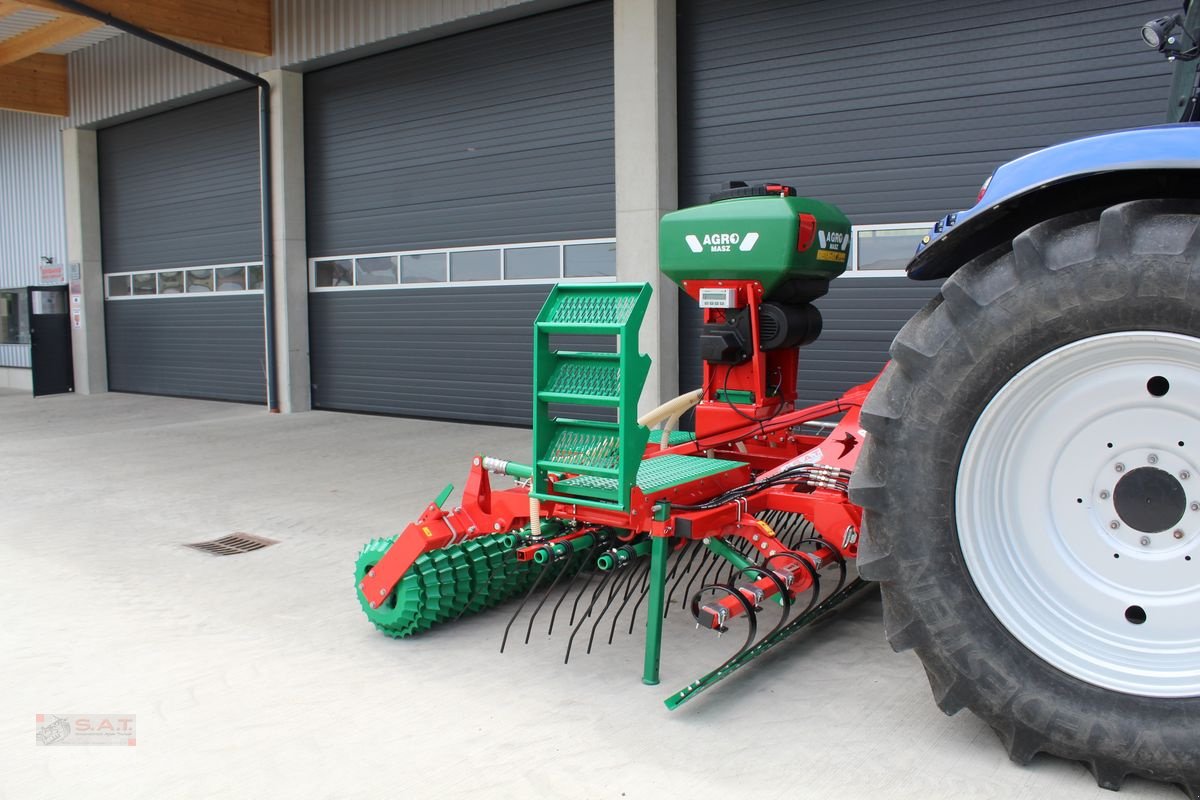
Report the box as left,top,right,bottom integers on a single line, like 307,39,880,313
957,331,1200,698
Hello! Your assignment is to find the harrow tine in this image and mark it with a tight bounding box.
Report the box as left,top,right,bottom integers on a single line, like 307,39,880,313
690,583,758,659
587,563,643,654
664,540,704,616
523,549,580,645
547,541,603,636
564,567,618,664
764,550,822,616
500,558,553,653
609,559,652,644
679,547,716,611
567,552,606,627
686,544,726,607
626,569,654,635
797,537,848,596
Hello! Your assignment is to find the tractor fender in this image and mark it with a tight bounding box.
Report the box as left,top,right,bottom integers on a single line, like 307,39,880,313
907,123,1200,281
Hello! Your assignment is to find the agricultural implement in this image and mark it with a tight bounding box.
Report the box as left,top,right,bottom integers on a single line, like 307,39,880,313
358,7,1200,797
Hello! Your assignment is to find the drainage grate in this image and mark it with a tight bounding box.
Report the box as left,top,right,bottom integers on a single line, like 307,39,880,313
184,532,278,556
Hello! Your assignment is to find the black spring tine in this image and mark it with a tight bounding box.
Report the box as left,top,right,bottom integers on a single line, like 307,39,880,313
564,567,618,664
610,559,652,644
689,543,726,603
738,564,793,642
690,583,759,661
626,567,655,635
765,550,822,616
606,559,629,602
664,540,704,615
500,558,553,653
567,549,609,627
547,541,603,636
587,564,641,654
522,550,579,645
679,546,716,611
797,536,848,596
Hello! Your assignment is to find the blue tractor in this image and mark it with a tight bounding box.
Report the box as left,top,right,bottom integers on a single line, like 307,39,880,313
852,3,1200,796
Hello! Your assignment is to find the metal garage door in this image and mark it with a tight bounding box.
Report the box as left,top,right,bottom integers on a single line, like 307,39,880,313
305,1,615,425
677,0,1172,403
99,90,265,403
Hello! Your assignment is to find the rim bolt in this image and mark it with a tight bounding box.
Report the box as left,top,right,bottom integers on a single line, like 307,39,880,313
1174,529,1185,540
1110,520,1121,530
1115,463,1126,473
1182,471,1191,480
1193,502,1200,512
1140,536,1152,546
1148,454,1159,465
1099,490,1110,500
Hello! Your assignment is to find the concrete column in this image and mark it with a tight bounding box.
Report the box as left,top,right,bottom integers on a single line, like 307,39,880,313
614,0,678,415
63,128,107,394
263,69,310,413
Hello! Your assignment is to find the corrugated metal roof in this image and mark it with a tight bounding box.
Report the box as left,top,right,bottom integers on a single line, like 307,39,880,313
0,8,56,39
43,25,123,55
0,7,121,55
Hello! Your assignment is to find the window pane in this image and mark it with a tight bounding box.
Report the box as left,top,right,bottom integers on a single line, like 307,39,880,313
355,256,398,286
216,267,246,292
564,242,616,277
450,250,500,282
855,228,927,271
401,253,447,284
158,271,183,294
186,268,214,292
314,259,353,287
106,274,131,297
247,265,264,291
504,246,559,279
0,289,28,344
132,273,156,295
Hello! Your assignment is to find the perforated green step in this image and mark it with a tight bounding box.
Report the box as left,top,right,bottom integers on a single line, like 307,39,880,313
554,454,745,501
537,288,645,333
538,351,621,406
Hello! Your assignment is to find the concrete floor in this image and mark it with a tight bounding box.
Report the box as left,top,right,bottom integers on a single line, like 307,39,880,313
0,392,1180,800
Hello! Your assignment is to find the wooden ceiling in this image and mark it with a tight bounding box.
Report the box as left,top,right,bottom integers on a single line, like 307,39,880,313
0,0,272,116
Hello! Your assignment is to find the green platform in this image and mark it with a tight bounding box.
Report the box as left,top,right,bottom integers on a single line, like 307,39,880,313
554,453,744,501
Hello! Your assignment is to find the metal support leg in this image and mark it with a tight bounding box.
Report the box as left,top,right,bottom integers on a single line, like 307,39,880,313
642,535,669,685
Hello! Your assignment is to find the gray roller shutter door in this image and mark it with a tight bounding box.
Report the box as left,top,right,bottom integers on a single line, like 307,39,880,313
105,296,265,404
305,1,615,424
99,90,264,403
677,0,1173,399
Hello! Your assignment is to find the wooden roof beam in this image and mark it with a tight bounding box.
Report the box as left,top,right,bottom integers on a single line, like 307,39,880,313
0,14,100,66
20,0,272,56
0,52,67,115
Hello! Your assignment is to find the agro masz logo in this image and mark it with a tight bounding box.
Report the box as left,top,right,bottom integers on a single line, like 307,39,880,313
684,232,760,253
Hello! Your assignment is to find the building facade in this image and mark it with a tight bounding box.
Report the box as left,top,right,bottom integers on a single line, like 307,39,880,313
0,0,1174,417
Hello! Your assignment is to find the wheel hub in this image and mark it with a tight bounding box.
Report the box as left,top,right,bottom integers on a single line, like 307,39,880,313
957,331,1200,698
1112,466,1187,534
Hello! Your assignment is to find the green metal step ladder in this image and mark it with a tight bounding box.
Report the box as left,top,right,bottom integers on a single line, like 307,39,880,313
531,284,744,513
532,283,653,512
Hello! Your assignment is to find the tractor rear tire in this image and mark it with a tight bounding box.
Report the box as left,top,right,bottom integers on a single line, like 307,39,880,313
851,200,1200,797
